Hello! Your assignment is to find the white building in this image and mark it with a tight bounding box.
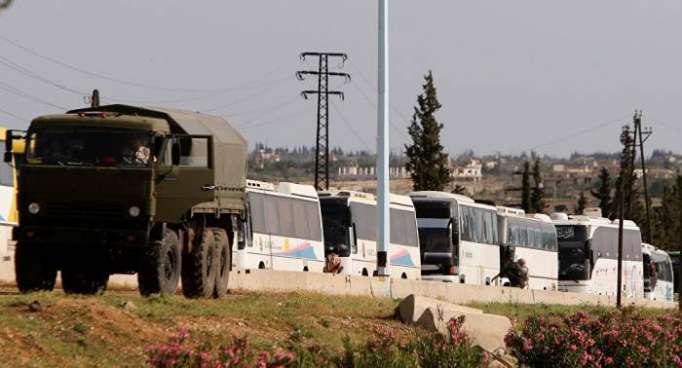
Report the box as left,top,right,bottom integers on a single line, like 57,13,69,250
452,160,482,182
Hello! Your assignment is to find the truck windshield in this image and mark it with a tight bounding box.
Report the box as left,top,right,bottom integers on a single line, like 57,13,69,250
320,198,351,257
27,129,153,167
556,225,591,281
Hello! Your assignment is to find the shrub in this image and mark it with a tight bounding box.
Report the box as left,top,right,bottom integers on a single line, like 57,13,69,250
505,311,682,367
147,317,489,368
145,328,295,368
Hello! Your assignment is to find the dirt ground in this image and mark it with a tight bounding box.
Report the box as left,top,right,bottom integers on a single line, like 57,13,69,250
0,286,408,368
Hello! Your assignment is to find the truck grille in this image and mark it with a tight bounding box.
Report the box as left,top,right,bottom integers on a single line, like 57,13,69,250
46,202,126,220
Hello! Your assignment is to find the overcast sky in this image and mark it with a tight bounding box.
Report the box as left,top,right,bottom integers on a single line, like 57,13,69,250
1,1,681,157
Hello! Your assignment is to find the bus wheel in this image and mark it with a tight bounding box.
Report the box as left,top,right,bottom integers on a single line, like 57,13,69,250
212,228,230,299
138,228,181,296
62,265,109,295
15,243,57,293
373,270,379,277
258,262,265,269
401,273,407,279
182,228,218,298
303,266,309,272
362,269,368,277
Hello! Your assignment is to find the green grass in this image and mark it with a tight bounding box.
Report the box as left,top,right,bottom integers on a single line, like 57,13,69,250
467,302,672,326
0,290,402,367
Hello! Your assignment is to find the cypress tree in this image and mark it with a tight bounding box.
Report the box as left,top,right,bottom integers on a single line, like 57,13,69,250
405,70,451,191
576,191,587,215
591,167,613,219
655,183,678,250
521,161,531,213
530,158,545,213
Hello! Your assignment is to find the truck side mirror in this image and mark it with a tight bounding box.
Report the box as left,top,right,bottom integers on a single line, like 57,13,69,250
171,142,181,165
4,130,13,163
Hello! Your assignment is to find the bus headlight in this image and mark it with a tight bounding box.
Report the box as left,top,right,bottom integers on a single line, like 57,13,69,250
28,202,40,215
128,206,141,218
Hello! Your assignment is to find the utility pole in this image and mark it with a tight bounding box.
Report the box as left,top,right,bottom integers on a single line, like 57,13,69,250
617,124,636,308
297,52,350,191
632,110,654,243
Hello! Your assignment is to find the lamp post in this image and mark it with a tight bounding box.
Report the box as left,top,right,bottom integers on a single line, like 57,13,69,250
376,0,389,277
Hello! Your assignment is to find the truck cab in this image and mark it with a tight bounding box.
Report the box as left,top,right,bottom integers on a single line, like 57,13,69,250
5,105,247,297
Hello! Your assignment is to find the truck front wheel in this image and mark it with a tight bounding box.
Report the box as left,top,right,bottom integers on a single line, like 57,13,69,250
138,228,181,296
212,228,230,298
182,228,218,298
15,243,57,293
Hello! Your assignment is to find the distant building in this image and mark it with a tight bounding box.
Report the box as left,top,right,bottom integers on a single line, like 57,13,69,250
337,165,408,179
452,159,482,182
254,148,280,169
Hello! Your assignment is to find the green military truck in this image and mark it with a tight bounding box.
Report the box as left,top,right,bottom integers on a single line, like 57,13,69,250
4,104,247,298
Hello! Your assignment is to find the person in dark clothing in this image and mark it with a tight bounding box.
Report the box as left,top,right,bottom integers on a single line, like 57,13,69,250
503,258,529,288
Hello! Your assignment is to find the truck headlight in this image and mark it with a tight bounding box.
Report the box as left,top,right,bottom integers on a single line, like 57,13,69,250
128,206,141,217
28,202,40,215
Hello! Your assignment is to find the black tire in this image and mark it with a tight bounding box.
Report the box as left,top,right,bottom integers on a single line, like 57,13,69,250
15,243,57,293
62,266,109,295
212,228,230,298
138,228,181,296
182,228,218,298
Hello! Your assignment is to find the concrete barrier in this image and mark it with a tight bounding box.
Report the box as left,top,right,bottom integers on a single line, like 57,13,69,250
397,294,511,352
0,251,676,309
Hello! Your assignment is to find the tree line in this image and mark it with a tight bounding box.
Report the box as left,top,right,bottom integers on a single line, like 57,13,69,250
403,71,682,253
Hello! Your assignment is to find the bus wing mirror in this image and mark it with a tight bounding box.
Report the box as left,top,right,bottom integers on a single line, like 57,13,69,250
450,218,459,245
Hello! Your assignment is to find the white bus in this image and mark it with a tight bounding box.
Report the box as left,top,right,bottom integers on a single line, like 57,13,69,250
497,207,559,290
235,180,326,273
0,128,20,265
642,243,675,302
410,191,500,285
319,190,421,280
552,211,644,298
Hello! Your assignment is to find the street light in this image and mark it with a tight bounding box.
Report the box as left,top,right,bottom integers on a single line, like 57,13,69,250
376,0,390,278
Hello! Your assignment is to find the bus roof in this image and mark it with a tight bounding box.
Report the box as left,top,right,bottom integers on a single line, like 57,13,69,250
246,180,318,200
409,191,475,204
551,212,640,230
320,190,414,209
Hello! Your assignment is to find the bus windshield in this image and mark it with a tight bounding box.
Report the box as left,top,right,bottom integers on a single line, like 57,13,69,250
556,225,591,281
27,129,153,168
320,198,351,257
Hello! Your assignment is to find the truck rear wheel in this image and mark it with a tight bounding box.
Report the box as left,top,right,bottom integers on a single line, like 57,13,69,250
212,228,230,298
138,228,181,296
61,266,109,295
15,243,57,293
182,228,218,298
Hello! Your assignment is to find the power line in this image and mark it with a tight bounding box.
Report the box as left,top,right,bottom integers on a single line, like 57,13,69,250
0,107,27,122
0,55,87,96
224,96,302,119
330,100,372,150
237,105,310,129
0,35,288,94
0,80,66,110
526,114,632,151
346,60,412,141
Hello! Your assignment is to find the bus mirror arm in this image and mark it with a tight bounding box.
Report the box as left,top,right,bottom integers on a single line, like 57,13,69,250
450,218,459,246
351,223,358,247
